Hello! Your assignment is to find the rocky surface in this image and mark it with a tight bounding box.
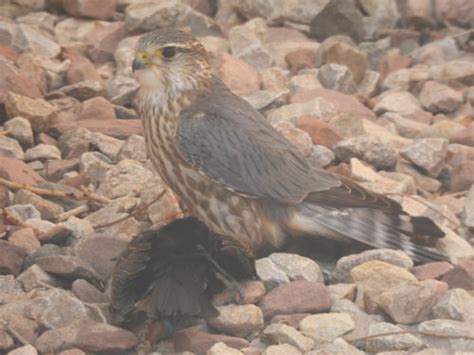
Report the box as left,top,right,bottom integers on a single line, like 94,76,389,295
0,0,473,354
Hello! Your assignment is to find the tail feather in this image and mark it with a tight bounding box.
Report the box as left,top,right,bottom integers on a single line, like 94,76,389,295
290,203,451,264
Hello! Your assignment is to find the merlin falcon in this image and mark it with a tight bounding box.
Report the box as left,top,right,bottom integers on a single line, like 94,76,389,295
132,28,448,264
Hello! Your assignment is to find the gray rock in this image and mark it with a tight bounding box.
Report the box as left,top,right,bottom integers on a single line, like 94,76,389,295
419,81,464,114
207,342,243,355
462,186,474,230
116,134,147,161
263,344,302,355
306,337,364,355
208,304,264,338
366,322,424,353
97,159,154,199
262,323,314,352
24,144,61,162
13,24,61,58
309,145,335,167
4,204,41,223
86,132,123,161
0,136,24,160
244,90,287,111
17,264,63,292
382,112,429,139
418,319,474,352
58,80,105,101
4,117,34,148
374,91,422,116
268,253,323,283
13,189,64,222
24,219,56,233
357,70,380,97
256,257,290,290
35,255,102,285
317,63,356,94
299,313,355,343
358,0,400,33
289,74,321,94
332,249,414,283
332,134,398,170
229,22,272,70
433,288,474,322
79,151,113,185
309,0,365,43
400,138,448,177
267,99,338,125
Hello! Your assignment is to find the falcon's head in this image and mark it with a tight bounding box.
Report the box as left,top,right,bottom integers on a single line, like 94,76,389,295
132,29,211,94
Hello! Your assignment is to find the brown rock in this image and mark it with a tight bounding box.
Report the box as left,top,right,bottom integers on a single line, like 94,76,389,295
63,0,116,20
376,280,448,324
37,224,72,244
57,80,105,101
77,96,116,121
259,281,331,320
412,261,454,281
50,119,142,140
290,88,375,120
0,157,45,185
450,123,474,147
0,44,17,62
174,328,250,353
0,57,44,104
35,255,101,283
44,159,80,181
4,92,56,133
66,56,102,84
285,49,317,74
208,304,264,337
441,259,474,291
72,279,109,303
8,228,40,254
377,54,412,82
419,81,464,114
213,52,260,95
295,116,342,148
213,280,266,306
0,240,28,276
0,313,39,345
320,42,368,83
87,21,128,64
449,154,474,192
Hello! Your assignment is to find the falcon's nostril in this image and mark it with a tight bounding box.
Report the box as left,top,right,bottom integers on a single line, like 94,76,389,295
132,58,145,72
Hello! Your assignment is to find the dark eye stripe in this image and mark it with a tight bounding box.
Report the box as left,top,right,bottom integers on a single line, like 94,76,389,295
162,46,176,58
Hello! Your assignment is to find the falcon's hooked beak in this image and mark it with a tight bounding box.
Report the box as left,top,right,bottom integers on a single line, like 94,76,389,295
132,57,145,72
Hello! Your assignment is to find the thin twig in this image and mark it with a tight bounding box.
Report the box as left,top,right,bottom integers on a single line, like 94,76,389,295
93,189,167,230
347,329,474,343
79,185,111,204
445,190,469,198
56,204,90,222
386,193,461,229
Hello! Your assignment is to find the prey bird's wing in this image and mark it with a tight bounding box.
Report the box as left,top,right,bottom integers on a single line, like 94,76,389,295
176,78,340,205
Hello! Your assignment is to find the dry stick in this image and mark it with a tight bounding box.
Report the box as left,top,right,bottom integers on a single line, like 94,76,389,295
347,329,474,343
56,204,90,222
93,189,167,230
386,192,461,230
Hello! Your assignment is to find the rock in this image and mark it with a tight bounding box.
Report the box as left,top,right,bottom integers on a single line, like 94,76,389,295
441,259,474,291
0,240,28,276
309,0,365,43
7,345,38,355
25,219,56,233
0,136,24,160
234,0,329,25
433,288,474,322
299,313,355,343
328,283,356,302
209,304,264,337
366,322,424,353
317,64,356,94
4,117,34,148
44,159,80,181
35,255,101,284
400,138,448,177
374,91,422,116
63,0,116,20
381,112,430,139
79,151,112,185
116,134,147,161
435,0,474,27
77,97,116,121
419,81,464,114
357,70,380,98
97,159,153,199
86,132,123,161
12,24,61,59
333,134,398,170
52,119,142,140
422,119,465,140
268,253,323,283
207,342,243,355
174,328,249,353
229,22,273,70
306,337,363,355
332,249,414,283
412,261,454,281
285,49,317,74
4,92,56,133
8,228,40,254
308,145,335,167
418,319,474,352
244,90,286,111
13,190,64,221
213,280,266,306
4,204,41,223
57,80,105,101
463,186,474,230
450,123,474,147
125,1,217,35
36,321,138,353
273,122,312,156
261,67,288,91
259,281,331,320
24,144,61,162
66,56,102,84
0,329,14,352
262,323,314,352
256,257,290,290
378,53,412,82
376,279,448,324
263,344,302,355
213,52,260,95
72,279,109,304
17,264,62,292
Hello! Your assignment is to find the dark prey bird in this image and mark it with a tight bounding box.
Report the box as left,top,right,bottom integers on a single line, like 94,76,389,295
132,28,449,264
110,217,254,321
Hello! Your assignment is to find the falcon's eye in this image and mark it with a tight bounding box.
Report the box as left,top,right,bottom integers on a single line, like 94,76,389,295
161,46,176,59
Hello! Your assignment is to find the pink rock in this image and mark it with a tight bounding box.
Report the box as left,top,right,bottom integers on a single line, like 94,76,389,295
63,0,117,20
